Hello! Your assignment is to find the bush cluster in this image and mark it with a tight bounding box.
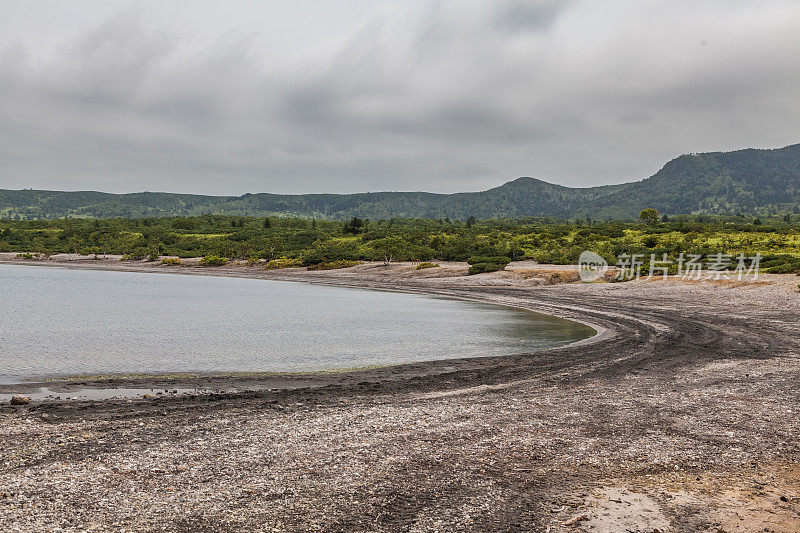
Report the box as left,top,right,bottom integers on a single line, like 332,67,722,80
306,260,363,271
264,258,302,270
199,255,227,266
466,255,511,275
1,214,798,275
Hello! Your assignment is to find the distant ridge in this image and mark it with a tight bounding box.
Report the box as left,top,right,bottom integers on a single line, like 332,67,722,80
2,143,799,220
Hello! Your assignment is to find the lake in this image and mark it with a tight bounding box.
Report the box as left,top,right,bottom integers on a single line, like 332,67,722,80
0,264,594,382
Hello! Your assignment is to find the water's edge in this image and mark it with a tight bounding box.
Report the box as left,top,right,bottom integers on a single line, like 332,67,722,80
0,260,603,401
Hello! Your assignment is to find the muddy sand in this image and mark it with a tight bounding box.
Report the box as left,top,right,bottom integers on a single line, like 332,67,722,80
1,256,799,532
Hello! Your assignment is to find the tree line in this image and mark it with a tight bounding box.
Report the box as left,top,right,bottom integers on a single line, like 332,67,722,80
1,213,799,274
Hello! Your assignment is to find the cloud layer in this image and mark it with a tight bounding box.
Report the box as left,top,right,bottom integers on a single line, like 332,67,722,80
1,0,799,194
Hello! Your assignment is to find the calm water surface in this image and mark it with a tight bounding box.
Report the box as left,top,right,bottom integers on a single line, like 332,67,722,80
0,264,594,381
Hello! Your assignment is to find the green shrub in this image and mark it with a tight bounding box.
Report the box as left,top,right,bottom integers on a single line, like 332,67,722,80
532,246,583,264
301,240,362,266
415,262,440,270
466,255,511,275
468,262,508,275
763,262,800,274
761,254,800,274
306,260,363,270
466,255,511,266
161,257,181,265
123,248,148,260
264,257,302,270
200,255,227,266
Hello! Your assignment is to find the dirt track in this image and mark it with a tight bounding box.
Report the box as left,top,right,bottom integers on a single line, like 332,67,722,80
1,259,799,531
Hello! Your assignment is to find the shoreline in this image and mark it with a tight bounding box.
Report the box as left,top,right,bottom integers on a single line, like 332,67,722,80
0,256,609,396
2,255,799,530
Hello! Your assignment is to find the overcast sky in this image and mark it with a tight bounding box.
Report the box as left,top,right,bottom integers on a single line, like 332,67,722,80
1,0,799,195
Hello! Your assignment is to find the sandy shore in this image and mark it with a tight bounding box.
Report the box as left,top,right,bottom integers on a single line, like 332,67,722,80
1,256,799,531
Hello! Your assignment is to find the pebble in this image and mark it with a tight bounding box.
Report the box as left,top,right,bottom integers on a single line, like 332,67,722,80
10,395,30,405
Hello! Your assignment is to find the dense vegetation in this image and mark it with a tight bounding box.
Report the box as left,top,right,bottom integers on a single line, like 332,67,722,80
585,144,800,219
2,214,799,274
2,144,799,221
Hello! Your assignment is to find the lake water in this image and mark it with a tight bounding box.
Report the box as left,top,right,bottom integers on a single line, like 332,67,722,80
0,264,594,382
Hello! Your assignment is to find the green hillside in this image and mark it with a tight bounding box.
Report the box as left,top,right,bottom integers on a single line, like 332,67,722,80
2,143,799,220
584,144,800,218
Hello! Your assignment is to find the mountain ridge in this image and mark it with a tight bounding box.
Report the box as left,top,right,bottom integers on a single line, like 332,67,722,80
2,143,799,220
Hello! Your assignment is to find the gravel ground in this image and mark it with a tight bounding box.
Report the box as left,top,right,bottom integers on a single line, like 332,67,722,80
1,258,799,531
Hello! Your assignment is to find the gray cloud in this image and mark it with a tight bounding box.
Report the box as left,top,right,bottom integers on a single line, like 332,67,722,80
0,0,799,195
493,0,572,32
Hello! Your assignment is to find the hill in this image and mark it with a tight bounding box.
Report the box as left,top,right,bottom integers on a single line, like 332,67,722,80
2,143,799,220
584,143,800,218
